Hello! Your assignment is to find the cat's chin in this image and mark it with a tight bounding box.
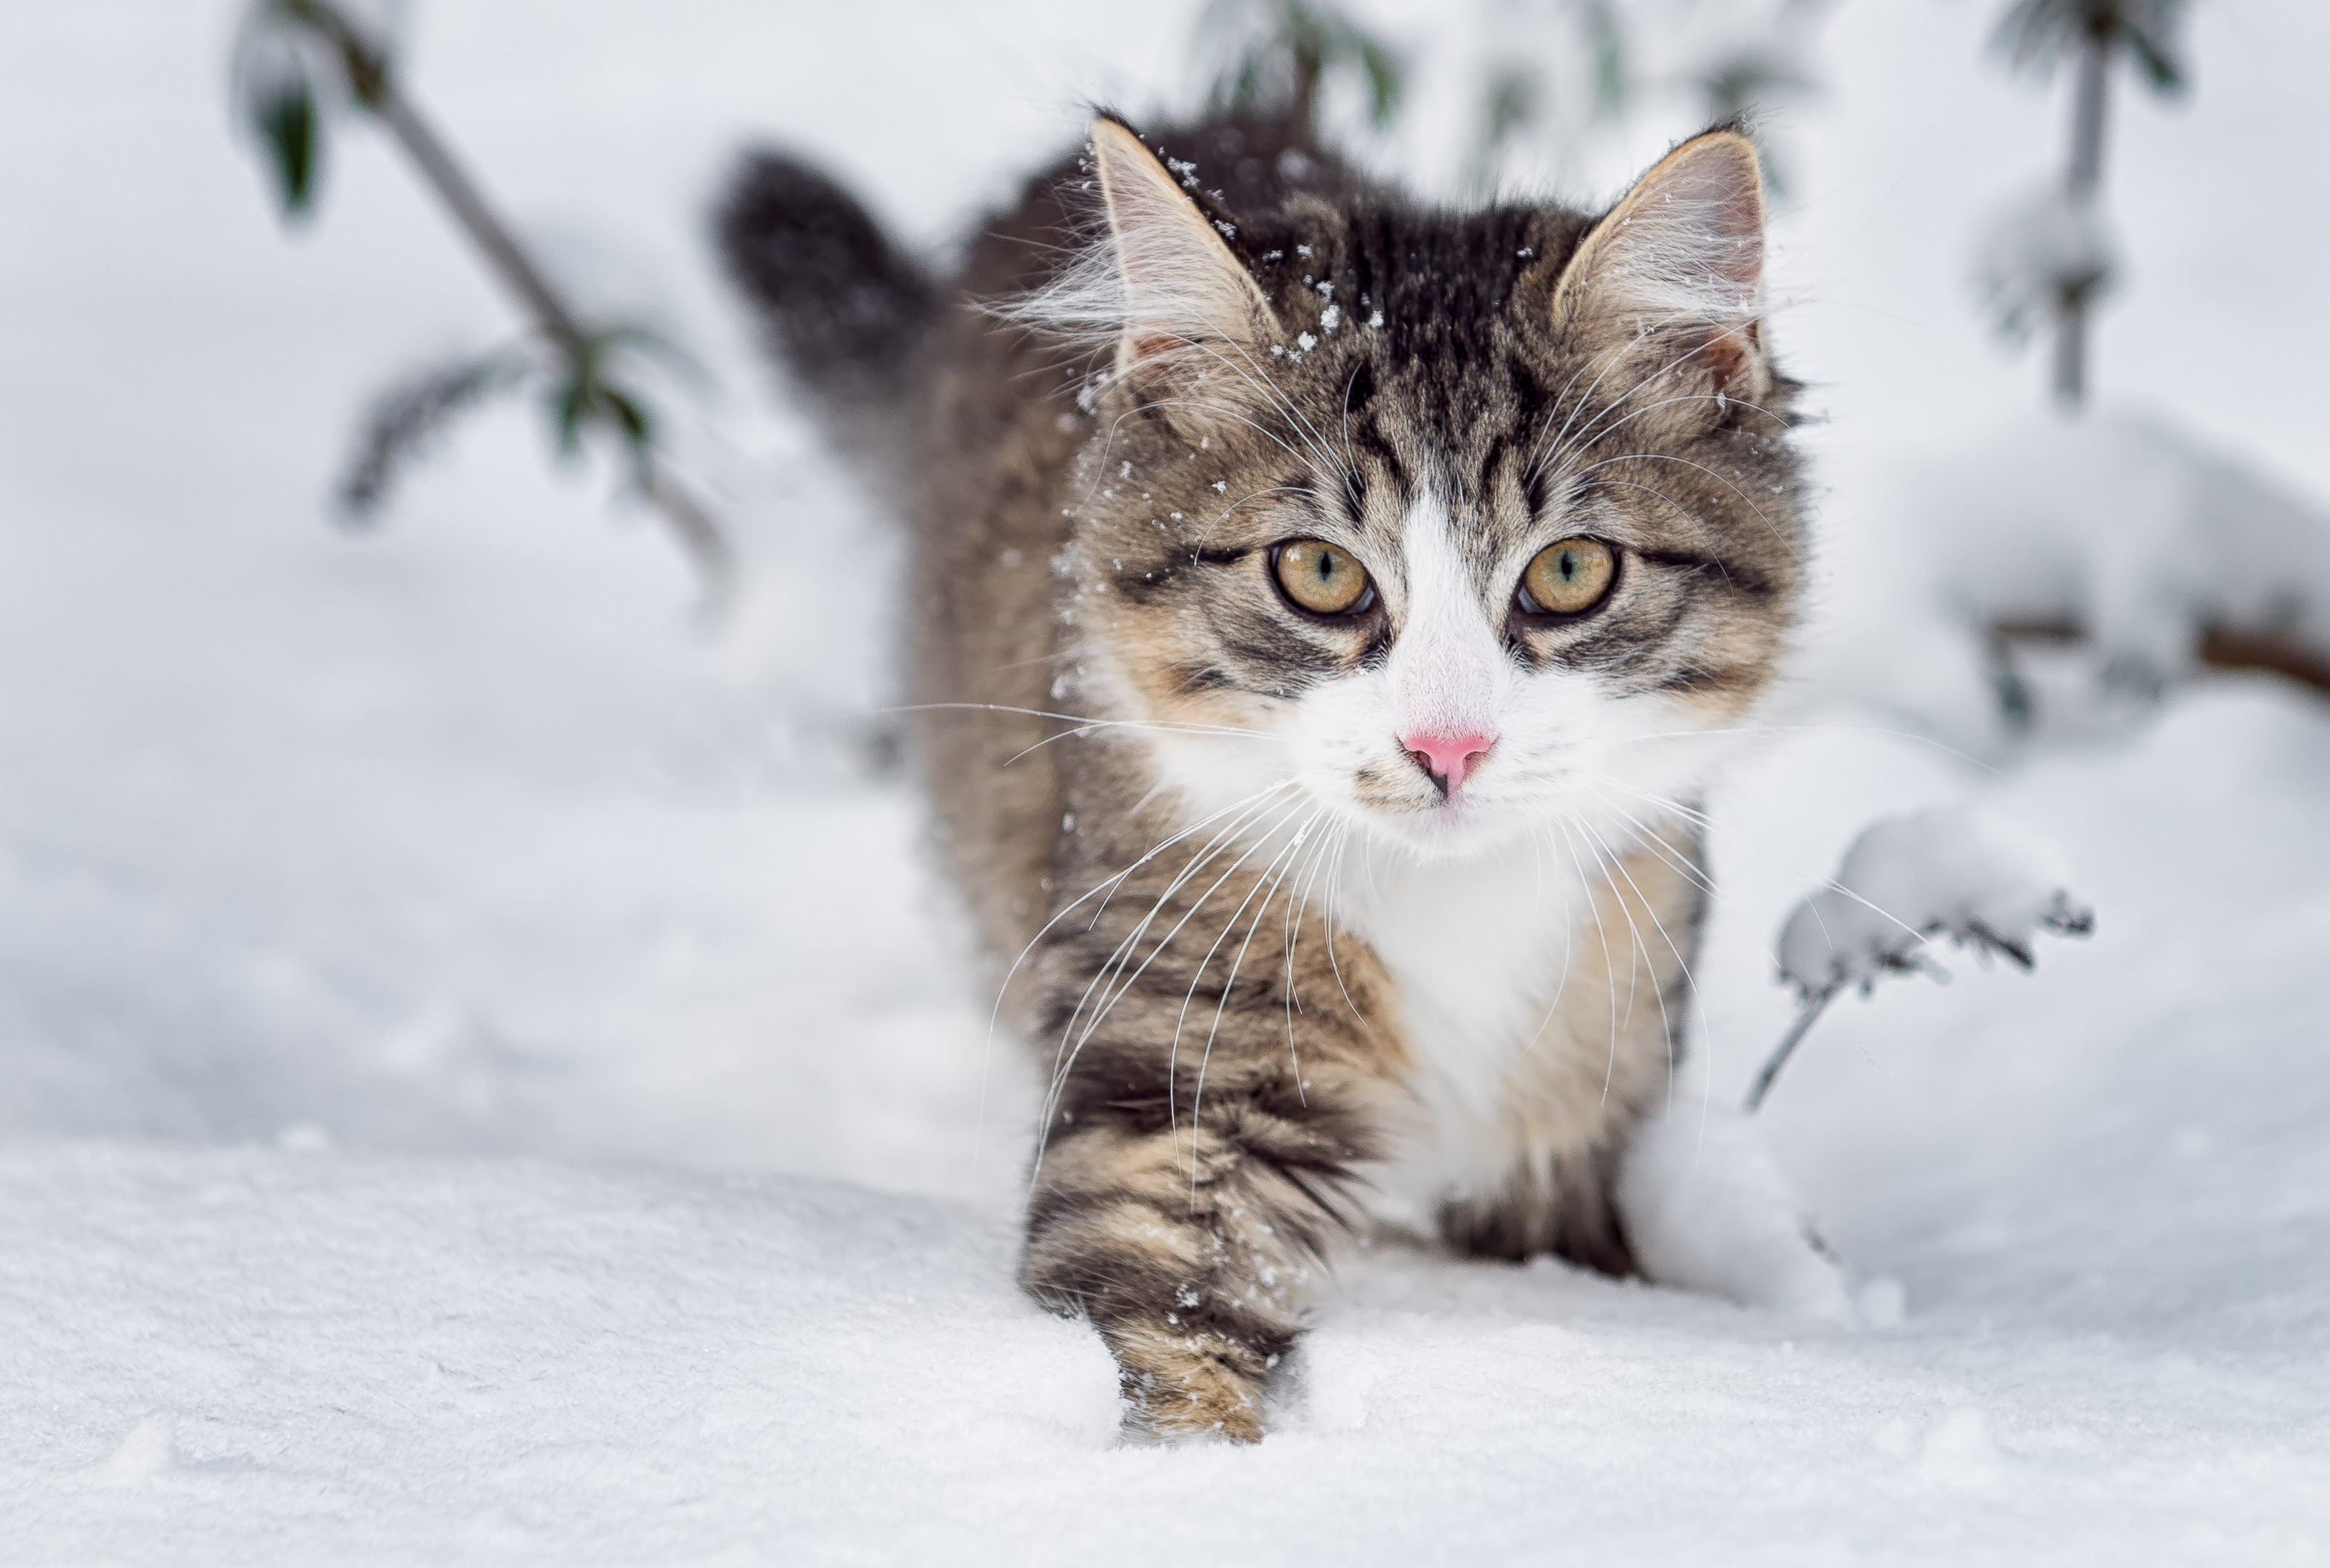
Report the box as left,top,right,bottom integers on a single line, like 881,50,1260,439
1353,799,1536,863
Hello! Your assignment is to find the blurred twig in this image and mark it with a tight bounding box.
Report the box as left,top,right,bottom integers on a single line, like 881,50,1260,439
1743,989,1834,1113
1459,0,1833,201
1193,0,1404,137
235,0,733,611
1984,0,2190,409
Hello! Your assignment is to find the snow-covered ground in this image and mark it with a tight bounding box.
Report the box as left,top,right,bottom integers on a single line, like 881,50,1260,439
4,2,2329,1562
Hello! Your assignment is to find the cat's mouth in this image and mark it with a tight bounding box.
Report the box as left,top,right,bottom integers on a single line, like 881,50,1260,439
1357,775,1508,854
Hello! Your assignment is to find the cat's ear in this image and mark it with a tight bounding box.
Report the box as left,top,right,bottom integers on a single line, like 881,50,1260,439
1549,128,1769,403
1088,115,1282,389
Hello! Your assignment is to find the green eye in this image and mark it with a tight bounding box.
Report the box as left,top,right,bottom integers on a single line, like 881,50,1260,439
1273,538,1374,616
1518,537,1617,616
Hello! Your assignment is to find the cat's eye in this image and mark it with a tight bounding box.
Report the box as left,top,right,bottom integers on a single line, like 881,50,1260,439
1517,537,1618,616
1272,539,1374,616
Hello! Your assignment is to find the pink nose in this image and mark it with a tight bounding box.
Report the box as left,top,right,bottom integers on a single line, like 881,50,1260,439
1401,730,1494,793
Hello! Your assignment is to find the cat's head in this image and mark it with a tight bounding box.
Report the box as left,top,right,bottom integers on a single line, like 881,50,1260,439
1034,115,1806,863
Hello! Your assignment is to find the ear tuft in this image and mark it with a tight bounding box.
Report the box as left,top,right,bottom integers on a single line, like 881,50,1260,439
1552,128,1768,393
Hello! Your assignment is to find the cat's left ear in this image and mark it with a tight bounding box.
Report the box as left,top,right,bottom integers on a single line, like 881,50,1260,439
1088,115,1282,392
1547,128,1769,404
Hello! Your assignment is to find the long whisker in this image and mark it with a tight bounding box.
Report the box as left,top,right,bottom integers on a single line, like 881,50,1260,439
1526,323,1764,485
1574,817,1655,1046
987,777,1295,1066
1610,780,1935,948
1513,821,1581,1061
1533,380,1795,497
1099,393,1323,491
1061,314,1352,506
1043,785,1299,1090
1276,812,1347,1104
1186,331,1356,490
1526,332,1724,496
1586,785,1719,899
1574,809,1703,1117
1112,796,1316,1164
1025,784,1303,1174
1526,335,1656,491
1181,807,1325,1191
1038,793,1316,1178
995,777,1300,1052
1091,316,1354,492
1551,814,1626,1106
1556,452,1796,557
1318,825,1369,1032
879,701,1268,742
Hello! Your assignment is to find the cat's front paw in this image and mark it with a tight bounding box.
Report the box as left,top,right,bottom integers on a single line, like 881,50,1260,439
1109,1320,1272,1443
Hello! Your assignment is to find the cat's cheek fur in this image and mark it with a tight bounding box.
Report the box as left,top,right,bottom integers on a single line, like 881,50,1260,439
1078,621,1302,829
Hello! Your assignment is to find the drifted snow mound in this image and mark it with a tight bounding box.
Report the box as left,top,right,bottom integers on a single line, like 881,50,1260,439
1814,409,2330,737
1616,1103,1883,1327
1931,409,2330,678
1777,806,2094,1000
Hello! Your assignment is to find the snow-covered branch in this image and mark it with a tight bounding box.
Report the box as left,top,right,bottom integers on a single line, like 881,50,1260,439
1748,807,2095,1111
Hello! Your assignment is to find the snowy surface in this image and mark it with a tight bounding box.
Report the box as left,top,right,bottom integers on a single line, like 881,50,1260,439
6,1,2330,1562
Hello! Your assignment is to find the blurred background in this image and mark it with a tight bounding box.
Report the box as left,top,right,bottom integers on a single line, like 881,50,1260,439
3,0,2326,1236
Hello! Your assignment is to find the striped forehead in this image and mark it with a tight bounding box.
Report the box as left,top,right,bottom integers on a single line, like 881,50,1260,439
1329,358,1552,547
1373,484,1532,635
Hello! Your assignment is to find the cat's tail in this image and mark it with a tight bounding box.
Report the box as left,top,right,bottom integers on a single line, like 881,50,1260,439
715,151,937,436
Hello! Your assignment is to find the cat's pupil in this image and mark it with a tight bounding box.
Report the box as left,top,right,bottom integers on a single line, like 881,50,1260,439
1557,550,1578,581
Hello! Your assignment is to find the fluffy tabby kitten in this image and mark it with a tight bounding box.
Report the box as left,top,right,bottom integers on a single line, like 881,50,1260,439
722,110,1843,1440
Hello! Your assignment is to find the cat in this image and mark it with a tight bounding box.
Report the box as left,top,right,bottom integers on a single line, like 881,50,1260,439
720,110,1850,1442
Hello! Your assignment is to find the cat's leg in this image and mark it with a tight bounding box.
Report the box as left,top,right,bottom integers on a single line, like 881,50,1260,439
1438,1140,1637,1275
1011,775,1401,1440
1613,1098,1857,1323
1022,1021,1385,1441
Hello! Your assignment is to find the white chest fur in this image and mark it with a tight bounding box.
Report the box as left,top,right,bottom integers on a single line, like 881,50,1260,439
1331,836,1603,1225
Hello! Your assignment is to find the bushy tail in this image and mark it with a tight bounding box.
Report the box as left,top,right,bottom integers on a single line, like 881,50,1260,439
716,152,936,427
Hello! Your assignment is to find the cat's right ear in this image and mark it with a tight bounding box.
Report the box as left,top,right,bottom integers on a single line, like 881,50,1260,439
1088,116,1282,391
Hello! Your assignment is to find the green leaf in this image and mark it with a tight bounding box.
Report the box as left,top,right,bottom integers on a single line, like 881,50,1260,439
553,372,592,457
1483,68,1536,150
256,83,320,216
2119,23,2186,94
537,324,670,490
595,385,654,454
1990,0,2073,74
1586,4,1626,123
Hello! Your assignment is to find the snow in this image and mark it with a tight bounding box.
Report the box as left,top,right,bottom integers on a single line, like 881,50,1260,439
1775,806,2093,1001
1972,181,2119,343
5,1,2330,1561
1616,1103,1865,1326
12,1071,2330,1562
1811,411,2330,746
